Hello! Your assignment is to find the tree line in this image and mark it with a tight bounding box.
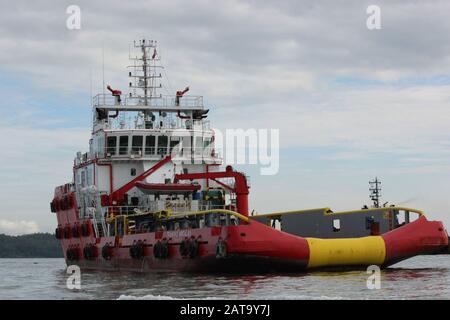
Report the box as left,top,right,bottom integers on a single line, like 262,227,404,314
0,233,63,258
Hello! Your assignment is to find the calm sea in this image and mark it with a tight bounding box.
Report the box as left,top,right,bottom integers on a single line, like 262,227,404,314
0,256,449,300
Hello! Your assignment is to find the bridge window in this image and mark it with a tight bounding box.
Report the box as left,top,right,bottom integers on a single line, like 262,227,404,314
81,170,86,187
204,138,212,148
169,136,180,154
195,136,203,155
203,138,212,156
157,135,168,155
182,136,191,157
119,136,129,155
132,136,143,155
107,136,117,155
145,135,155,155
332,219,341,232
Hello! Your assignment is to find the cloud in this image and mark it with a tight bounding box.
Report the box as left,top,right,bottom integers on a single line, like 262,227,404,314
2,1,450,230
0,219,40,235
0,126,89,232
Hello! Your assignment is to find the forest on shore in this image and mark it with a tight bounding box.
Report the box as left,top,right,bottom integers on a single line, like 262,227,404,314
0,233,63,258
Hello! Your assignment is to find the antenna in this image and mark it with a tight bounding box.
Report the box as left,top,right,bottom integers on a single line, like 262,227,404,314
128,39,163,106
369,177,382,208
89,68,93,107
102,44,105,96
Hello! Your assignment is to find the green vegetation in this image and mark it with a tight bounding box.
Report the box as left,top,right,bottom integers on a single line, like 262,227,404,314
0,233,63,258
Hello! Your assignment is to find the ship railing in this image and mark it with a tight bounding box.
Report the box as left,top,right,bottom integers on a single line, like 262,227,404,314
106,207,247,236
198,204,233,211
106,206,149,216
104,146,220,161
93,94,204,110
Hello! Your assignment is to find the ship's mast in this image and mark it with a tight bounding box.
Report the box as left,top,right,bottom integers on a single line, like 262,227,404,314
129,39,162,108
92,39,206,133
369,177,382,208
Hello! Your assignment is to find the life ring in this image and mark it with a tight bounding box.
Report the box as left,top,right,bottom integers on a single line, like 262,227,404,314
215,239,227,259
102,243,113,260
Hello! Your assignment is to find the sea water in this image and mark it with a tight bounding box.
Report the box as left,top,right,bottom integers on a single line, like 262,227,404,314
0,255,449,299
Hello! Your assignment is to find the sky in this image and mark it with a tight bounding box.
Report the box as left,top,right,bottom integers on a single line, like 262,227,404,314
1,0,450,234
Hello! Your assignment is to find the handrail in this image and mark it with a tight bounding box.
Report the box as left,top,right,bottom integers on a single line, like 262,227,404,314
332,206,424,216
251,208,330,218
107,209,249,223
169,209,249,222
93,94,204,109
251,206,424,219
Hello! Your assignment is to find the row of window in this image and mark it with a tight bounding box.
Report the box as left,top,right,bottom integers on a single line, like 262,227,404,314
106,135,212,156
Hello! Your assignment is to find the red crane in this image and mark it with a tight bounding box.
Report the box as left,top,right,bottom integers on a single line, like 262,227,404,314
174,165,250,216
110,156,172,205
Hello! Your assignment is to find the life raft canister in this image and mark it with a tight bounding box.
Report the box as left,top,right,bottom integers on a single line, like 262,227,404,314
130,241,145,260
102,243,113,260
215,239,227,259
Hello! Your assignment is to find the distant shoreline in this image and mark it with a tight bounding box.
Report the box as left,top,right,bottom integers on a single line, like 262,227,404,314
0,233,63,258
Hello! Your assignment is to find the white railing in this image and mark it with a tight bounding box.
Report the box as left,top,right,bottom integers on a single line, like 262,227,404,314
105,206,149,216
93,94,204,110
104,203,231,216
104,146,218,160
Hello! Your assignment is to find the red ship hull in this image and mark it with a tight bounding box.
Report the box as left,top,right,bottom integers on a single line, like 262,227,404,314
54,191,448,273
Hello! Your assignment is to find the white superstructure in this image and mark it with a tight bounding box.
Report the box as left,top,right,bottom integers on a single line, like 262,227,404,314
73,39,224,236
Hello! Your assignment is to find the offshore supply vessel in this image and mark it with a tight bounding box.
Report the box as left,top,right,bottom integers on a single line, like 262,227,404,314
51,40,448,272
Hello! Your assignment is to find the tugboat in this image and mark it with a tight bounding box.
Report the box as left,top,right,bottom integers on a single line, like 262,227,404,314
51,39,448,272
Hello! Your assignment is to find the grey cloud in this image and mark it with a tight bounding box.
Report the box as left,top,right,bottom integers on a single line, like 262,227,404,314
2,1,450,230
